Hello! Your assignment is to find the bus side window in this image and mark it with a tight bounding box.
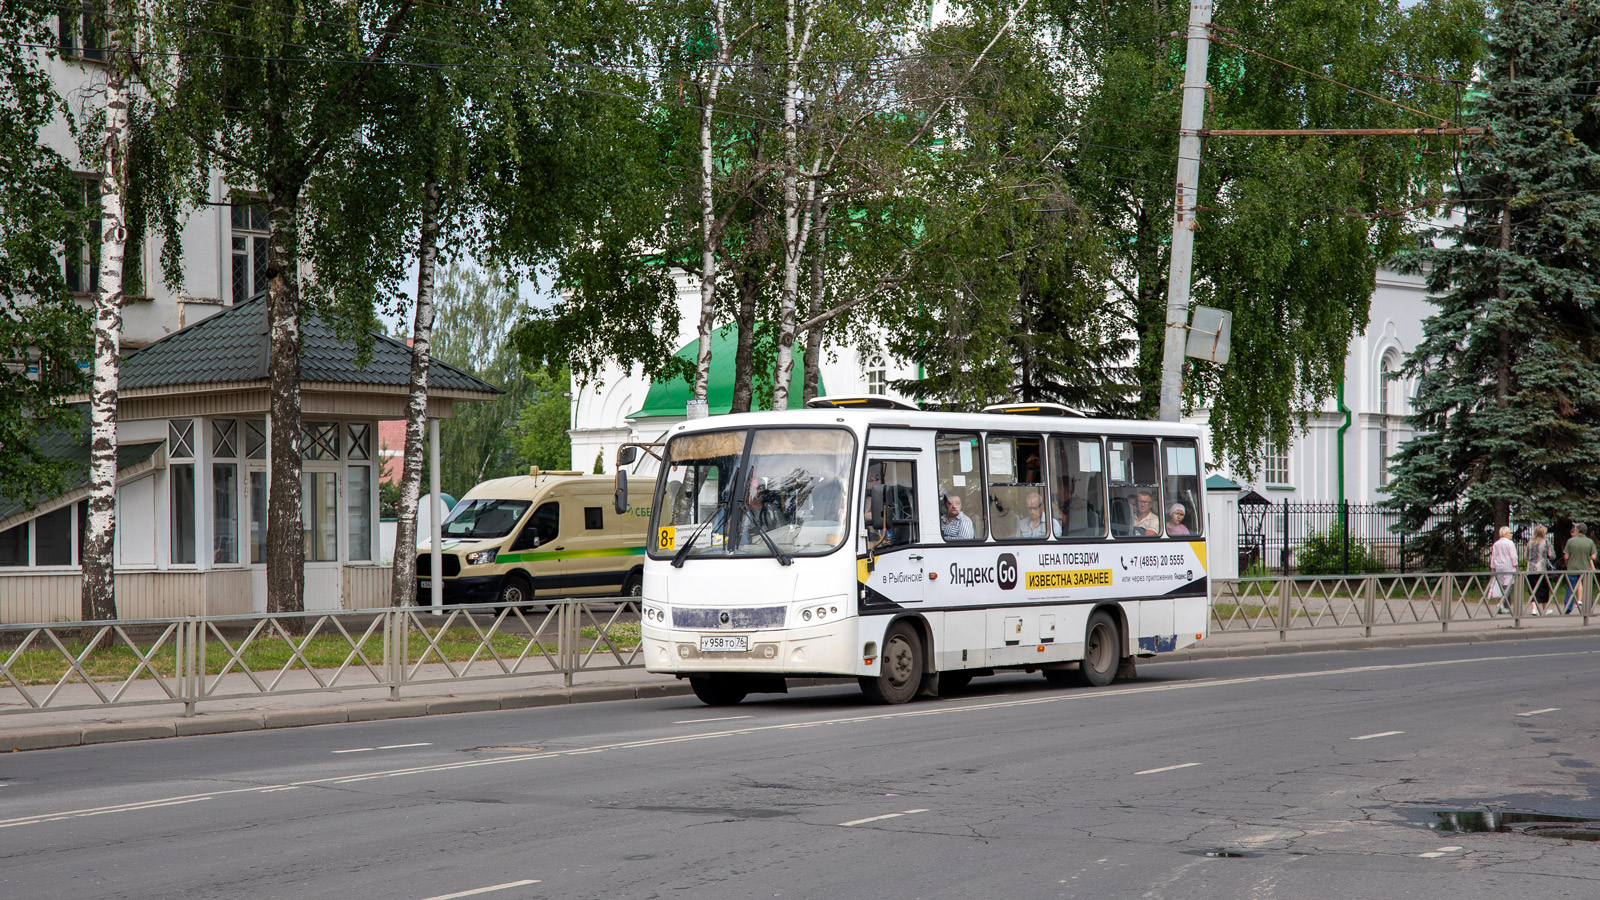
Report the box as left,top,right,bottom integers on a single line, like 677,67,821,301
1162,441,1203,537
864,460,918,548
1108,439,1161,538
1050,436,1106,537
934,432,985,542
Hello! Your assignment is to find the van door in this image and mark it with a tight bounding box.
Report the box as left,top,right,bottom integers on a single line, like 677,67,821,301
506,500,563,594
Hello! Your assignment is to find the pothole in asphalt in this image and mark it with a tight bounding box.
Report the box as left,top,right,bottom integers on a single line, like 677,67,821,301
1433,810,1600,841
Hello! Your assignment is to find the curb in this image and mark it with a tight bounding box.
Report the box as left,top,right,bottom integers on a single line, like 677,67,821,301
6,631,1592,753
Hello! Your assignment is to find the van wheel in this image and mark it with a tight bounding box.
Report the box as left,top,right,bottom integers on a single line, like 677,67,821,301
859,622,922,705
497,574,532,608
621,571,642,597
690,677,747,706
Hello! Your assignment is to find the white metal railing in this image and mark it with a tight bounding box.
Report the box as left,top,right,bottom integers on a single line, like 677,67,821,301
0,598,640,717
1212,570,1598,639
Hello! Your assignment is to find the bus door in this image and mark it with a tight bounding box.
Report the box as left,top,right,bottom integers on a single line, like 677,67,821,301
859,452,927,611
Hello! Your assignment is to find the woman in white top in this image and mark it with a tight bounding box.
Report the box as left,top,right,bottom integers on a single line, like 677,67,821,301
1490,525,1518,614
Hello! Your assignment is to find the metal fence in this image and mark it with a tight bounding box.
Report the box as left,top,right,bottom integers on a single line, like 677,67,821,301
1212,570,1597,639
0,598,640,718
1238,501,1462,576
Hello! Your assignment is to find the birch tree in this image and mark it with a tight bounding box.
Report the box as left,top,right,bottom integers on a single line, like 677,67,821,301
80,0,136,622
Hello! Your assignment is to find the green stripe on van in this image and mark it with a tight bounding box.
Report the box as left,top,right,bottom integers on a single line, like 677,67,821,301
498,546,648,564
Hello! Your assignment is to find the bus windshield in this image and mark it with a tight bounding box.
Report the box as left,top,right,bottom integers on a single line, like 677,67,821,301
652,427,856,560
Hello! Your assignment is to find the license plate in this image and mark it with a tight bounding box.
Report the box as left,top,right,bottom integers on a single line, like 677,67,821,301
699,635,748,652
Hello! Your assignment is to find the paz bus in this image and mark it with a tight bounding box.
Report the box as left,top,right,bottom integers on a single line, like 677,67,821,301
617,399,1209,706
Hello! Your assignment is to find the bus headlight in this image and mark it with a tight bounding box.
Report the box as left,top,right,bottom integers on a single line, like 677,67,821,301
464,548,497,567
802,609,812,622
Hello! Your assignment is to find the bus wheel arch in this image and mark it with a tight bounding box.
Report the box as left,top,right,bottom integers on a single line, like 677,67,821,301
860,617,927,704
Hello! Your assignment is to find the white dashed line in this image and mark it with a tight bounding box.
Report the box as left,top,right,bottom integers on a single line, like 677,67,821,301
333,748,375,754
1350,731,1404,741
378,743,432,750
1517,708,1560,717
1135,762,1202,775
416,881,541,900
1437,846,1462,852
674,715,753,724
839,809,928,827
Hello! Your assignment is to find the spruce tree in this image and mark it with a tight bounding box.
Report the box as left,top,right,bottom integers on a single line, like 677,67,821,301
1389,0,1600,568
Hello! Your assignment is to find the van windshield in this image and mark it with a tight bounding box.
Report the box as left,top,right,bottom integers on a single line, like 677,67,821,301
441,499,531,540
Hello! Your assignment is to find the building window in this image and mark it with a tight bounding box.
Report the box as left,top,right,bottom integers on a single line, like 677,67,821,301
33,507,73,566
1378,352,1400,487
347,424,371,460
64,178,99,294
0,522,26,566
168,419,194,459
347,466,371,561
303,422,339,460
214,463,238,564
171,464,197,564
245,419,267,459
213,419,238,458
231,203,269,303
249,471,267,564
58,2,107,62
302,471,338,562
864,363,887,395
1264,443,1290,486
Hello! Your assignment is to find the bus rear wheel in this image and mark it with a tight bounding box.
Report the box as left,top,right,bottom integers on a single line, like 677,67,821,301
689,676,748,706
860,622,922,705
1074,610,1121,687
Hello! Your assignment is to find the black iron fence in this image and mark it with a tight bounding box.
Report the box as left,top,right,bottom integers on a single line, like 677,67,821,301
1238,501,1461,576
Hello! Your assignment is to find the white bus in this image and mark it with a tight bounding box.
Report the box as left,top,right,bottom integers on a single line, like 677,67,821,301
623,401,1209,706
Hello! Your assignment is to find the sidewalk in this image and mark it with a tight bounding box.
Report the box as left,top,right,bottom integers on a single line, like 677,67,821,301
4,614,1595,753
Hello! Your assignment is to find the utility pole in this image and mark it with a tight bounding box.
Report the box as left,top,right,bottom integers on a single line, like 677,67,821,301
1158,0,1213,422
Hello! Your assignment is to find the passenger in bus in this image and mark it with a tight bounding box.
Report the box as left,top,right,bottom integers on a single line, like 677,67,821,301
940,492,975,540
1020,450,1043,484
1054,477,1091,535
1131,491,1160,535
1165,503,1190,536
1017,492,1062,539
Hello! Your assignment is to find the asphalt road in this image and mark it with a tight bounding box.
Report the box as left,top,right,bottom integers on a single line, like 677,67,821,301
3,639,1598,900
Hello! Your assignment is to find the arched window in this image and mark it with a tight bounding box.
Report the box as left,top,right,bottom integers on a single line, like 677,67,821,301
1378,352,1401,486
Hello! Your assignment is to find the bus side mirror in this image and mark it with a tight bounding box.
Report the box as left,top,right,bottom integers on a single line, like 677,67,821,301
617,445,638,466
614,469,629,515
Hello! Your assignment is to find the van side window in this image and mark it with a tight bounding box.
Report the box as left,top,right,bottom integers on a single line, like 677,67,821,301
584,506,604,530
512,502,560,551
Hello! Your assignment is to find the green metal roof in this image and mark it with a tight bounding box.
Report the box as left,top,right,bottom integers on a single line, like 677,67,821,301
1206,474,1242,491
121,295,501,395
0,411,162,521
628,324,821,418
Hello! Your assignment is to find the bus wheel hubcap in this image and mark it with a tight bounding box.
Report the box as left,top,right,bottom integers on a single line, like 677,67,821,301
886,637,913,685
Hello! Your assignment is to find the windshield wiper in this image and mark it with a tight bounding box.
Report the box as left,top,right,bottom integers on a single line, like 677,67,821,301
671,507,722,569
739,505,793,566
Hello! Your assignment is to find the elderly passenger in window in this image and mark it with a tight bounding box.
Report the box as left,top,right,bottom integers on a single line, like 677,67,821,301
1131,491,1160,535
1017,491,1061,539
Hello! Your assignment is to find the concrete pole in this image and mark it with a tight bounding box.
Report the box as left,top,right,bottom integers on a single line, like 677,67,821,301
1157,0,1213,422
429,416,442,613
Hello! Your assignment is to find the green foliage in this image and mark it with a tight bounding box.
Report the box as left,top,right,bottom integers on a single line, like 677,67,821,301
1052,0,1485,475
513,368,573,472
1388,0,1600,558
0,4,92,505
1295,523,1387,575
593,450,605,475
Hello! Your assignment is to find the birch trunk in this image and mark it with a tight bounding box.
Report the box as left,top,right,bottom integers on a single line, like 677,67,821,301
693,0,731,404
81,1,132,622
391,179,440,606
801,202,829,404
730,266,760,414
264,191,305,615
771,0,815,411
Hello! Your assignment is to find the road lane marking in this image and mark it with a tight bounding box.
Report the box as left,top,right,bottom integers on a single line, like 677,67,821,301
1135,762,1201,775
333,748,375,754
674,715,753,724
1517,708,1560,717
839,809,927,827
417,881,541,900
1438,846,1462,851
1350,731,1404,741
378,743,433,750
6,647,1596,828
0,796,211,829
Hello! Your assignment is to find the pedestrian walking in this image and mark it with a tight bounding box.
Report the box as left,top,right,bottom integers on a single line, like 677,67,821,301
1490,526,1517,614
1562,523,1597,614
1526,525,1555,614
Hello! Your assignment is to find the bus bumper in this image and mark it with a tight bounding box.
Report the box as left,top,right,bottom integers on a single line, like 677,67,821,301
641,622,853,676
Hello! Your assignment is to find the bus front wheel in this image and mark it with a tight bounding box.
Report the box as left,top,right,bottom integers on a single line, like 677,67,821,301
1074,610,1121,687
860,622,922,704
689,676,747,706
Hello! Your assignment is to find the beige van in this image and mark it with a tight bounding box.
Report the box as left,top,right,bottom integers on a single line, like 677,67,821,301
417,470,652,605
